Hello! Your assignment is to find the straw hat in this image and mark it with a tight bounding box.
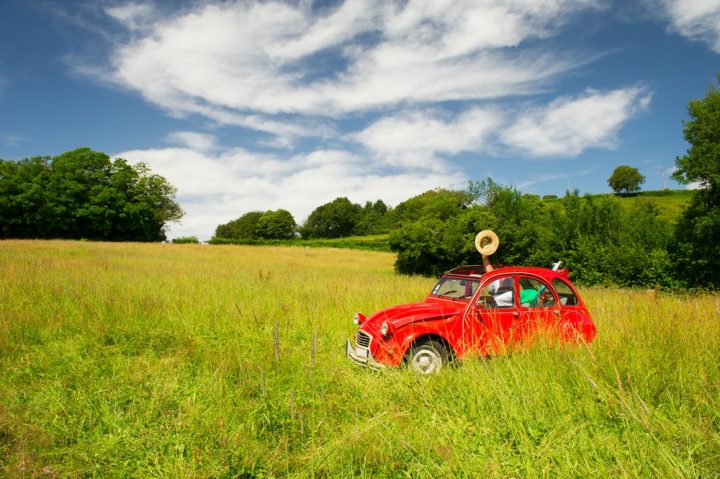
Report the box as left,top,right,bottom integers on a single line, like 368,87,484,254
475,230,499,256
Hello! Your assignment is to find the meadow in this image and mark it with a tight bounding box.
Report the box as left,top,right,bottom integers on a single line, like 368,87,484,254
1,240,718,478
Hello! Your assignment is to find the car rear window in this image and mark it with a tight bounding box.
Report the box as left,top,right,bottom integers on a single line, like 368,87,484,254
553,278,578,306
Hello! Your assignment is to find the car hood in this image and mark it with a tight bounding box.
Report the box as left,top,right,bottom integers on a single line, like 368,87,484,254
367,300,464,329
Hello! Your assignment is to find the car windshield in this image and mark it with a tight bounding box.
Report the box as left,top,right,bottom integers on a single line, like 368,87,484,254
431,277,479,300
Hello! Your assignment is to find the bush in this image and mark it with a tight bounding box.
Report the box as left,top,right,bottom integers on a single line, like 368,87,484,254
390,182,674,288
214,210,297,241
172,236,199,244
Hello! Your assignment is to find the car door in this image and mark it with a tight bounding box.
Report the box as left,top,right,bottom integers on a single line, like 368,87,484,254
465,273,518,355
515,275,559,342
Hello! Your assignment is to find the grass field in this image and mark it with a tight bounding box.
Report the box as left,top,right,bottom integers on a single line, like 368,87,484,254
1,240,719,478
601,190,694,224
208,235,392,252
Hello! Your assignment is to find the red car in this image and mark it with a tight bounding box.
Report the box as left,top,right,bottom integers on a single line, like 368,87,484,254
347,264,596,374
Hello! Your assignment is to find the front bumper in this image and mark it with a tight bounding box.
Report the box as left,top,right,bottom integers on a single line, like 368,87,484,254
346,339,386,370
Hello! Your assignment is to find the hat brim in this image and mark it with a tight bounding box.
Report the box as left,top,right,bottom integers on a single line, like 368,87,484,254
475,230,499,256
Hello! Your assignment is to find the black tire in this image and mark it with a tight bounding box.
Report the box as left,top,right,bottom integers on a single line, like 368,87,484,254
408,339,449,374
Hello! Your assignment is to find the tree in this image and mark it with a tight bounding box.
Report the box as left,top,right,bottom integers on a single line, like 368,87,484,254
354,199,391,235
215,211,264,240
391,189,470,224
608,165,645,194
127,162,184,241
256,209,296,239
214,210,296,240
0,148,182,241
0,156,51,238
671,74,720,288
300,197,361,238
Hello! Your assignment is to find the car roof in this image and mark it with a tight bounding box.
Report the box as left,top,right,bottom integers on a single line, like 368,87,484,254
444,265,487,277
444,265,570,280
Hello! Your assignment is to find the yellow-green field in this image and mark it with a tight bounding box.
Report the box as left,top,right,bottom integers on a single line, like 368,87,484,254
1,240,718,478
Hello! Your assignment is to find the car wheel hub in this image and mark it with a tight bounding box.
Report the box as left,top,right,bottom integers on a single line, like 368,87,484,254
413,349,441,373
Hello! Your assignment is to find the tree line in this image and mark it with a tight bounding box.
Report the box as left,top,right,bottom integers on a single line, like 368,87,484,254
211,189,470,242
0,148,182,242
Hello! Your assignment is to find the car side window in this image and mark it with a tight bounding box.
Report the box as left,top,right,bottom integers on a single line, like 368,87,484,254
478,275,515,308
518,276,555,308
552,278,578,306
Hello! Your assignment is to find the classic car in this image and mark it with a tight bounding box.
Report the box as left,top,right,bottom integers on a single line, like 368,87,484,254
347,263,596,374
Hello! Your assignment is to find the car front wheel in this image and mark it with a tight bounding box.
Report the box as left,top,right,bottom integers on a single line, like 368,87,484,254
408,339,448,374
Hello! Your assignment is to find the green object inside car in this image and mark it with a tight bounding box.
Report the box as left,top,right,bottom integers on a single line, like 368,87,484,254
520,288,538,305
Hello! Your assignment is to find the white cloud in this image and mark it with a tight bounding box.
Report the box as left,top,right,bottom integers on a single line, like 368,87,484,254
115,136,465,240
501,87,652,157
659,0,720,52
352,107,503,169
166,131,218,152
102,0,600,131
515,169,594,190
1,132,25,147
105,2,157,33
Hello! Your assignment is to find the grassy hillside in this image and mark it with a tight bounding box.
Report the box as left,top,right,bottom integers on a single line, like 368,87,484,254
1,241,718,477
594,189,693,224
541,189,693,224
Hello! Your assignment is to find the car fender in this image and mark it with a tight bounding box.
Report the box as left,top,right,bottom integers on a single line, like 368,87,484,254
559,310,597,343
394,319,458,360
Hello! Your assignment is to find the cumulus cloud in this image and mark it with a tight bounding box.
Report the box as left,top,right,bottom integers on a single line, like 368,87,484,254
658,0,720,52
501,88,652,156
352,107,503,169
116,132,465,239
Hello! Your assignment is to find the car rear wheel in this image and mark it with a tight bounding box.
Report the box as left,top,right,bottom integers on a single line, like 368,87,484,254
408,339,448,374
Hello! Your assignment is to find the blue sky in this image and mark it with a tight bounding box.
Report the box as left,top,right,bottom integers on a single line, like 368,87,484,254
1,0,719,240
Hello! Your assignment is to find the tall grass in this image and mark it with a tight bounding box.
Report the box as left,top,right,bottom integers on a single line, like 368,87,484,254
1,240,718,477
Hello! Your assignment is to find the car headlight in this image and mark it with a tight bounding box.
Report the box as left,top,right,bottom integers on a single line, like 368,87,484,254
354,312,366,325
380,320,389,337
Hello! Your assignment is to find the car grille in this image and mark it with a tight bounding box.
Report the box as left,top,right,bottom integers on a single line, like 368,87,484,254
356,330,371,348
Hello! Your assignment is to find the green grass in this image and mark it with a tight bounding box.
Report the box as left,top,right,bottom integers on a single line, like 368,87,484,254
553,189,693,224
1,240,719,477
607,190,693,224
209,234,391,251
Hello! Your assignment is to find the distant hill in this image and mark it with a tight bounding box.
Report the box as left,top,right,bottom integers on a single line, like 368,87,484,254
610,189,693,224
543,189,692,225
